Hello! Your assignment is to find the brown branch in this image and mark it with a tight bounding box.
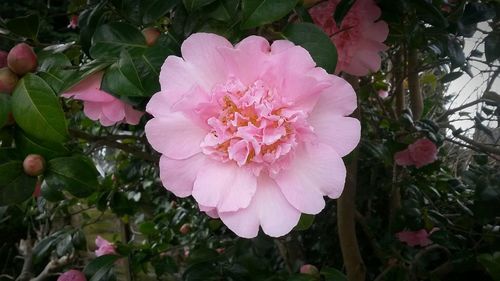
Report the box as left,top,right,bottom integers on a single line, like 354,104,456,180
30,256,71,281
393,49,405,117
69,129,158,162
453,133,500,155
15,239,33,281
408,48,423,120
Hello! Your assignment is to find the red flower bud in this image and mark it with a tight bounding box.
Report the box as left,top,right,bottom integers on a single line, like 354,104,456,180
0,51,8,68
300,264,320,276
179,223,191,235
0,67,18,94
7,43,38,75
23,154,46,177
142,28,161,46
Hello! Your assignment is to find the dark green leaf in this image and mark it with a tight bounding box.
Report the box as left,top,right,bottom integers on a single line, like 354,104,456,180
102,50,146,97
90,22,147,59
440,71,463,83
84,255,121,281
15,130,69,160
485,33,500,63
241,0,298,29
142,0,181,23
45,156,99,198
0,161,37,206
409,0,447,28
40,180,65,202
79,2,107,56
56,233,73,256
183,0,217,12
461,3,496,25
208,0,240,21
61,59,112,93
333,0,355,26
447,38,465,69
5,14,39,39
11,74,68,144
33,235,59,259
321,267,348,281
294,213,315,231
282,23,337,73
37,52,75,93
0,95,11,128
478,253,500,281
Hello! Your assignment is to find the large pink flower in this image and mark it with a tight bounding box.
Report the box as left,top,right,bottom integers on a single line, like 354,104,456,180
62,72,143,126
57,270,87,281
394,138,438,168
145,33,360,238
310,0,389,76
95,235,117,257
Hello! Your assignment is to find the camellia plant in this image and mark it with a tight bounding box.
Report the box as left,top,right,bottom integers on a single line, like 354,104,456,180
0,0,499,281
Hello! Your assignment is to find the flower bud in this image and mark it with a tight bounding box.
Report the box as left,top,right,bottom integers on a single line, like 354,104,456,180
300,264,320,276
179,223,191,235
0,51,8,68
23,154,46,176
7,43,38,75
0,67,18,94
57,270,87,281
142,28,161,46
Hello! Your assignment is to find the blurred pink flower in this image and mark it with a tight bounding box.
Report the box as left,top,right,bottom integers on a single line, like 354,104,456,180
395,138,438,168
62,72,143,126
0,50,7,68
378,90,389,99
57,270,87,281
300,264,320,275
95,236,116,257
67,15,78,29
396,228,438,247
145,33,360,238
310,0,389,76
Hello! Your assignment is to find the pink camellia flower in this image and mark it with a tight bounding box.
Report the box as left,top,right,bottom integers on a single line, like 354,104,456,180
95,235,117,257
378,90,389,99
62,72,143,126
145,33,360,238
57,270,87,281
310,0,389,76
394,138,438,168
67,15,78,29
396,228,439,247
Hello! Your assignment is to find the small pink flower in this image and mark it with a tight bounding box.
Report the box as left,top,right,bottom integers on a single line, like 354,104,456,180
394,138,438,168
67,15,78,29
95,236,117,257
300,264,320,275
145,33,360,238
396,228,438,247
310,0,389,76
378,90,389,99
57,270,87,281
62,72,143,126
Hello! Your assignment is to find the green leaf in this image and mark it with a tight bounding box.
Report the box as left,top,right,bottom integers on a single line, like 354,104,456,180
45,156,99,198
408,0,447,28
84,255,121,281
11,74,68,144
183,0,217,12
321,267,347,281
0,161,37,206
90,22,147,59
142,0,181,24
440,71,463,83
333,0,355,26
485,33,500,63
61,59,112,93
102,51,146,97
241,0,299,29
15,130,69,160
79,2,107,55
282,23,337,73
5,14,40,40
447,38,465,69
40,180,65,202
208,0,240,21
478,253,500,281
0,95,11,128
294,213,314,231
37,52,75,93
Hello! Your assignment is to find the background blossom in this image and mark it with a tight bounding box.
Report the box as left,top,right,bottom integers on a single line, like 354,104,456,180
95,236,117,257
395,138,438,168
310,0,389,76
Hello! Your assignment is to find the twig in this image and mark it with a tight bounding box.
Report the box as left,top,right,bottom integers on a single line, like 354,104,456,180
408,48,423,120
30,256,71,281
15,239,33,281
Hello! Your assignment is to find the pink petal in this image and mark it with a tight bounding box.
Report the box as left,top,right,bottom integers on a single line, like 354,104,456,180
95,235,107,248
219,176,301,238
275,143,346,214
313,74,358,116
159,154,205,197
365,20,389,42
62,72,115,102
199,204,219,218
102,100,126,122
145,113,206,159
192,161,257,213
308,113,360,157
124,105,143,125
82,101,102,121
394,149,414,166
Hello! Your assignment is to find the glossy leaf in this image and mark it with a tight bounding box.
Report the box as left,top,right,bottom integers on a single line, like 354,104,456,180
90,22,147,59
11,74,68,144
241,0,298,29
79,2,107,55
183,0,217,12
0,95,11,128
0,161,37,206
333,0,355,26
143,0,181,23
37,52,75,93
45,156,99,198
282,23,337,73
5,14,39,39
15,130,69,160
84,255,122,281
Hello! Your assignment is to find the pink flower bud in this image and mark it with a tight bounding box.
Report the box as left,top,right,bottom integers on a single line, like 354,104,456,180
300,264,320,276
0,67,18,94
0,51,8,68
57,270,87,281
378,90,389,99
23,154,46,177
180,223,191,235
142,27,161,46
68,15,78,29
95,236,117,257
7,43,38,75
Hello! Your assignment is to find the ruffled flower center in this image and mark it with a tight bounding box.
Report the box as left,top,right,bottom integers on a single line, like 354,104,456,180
201,78,312,174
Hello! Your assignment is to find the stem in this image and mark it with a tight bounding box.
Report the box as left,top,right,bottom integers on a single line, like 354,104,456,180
408,49,423,120
393,49,405,117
